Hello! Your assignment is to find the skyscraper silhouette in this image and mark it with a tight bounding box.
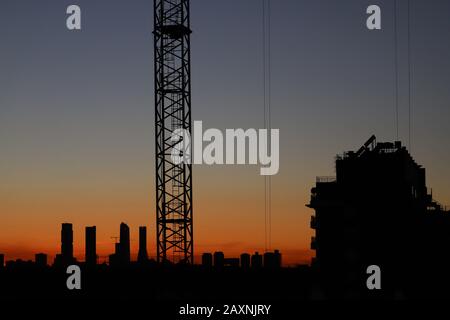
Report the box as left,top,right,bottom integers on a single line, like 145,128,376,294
61,223,73,265
85,226,97,266
138,226,148,262
119,223,130,264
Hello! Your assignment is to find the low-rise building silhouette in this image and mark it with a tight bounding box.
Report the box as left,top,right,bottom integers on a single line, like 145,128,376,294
213,251,224,268
251,252,263,268
202,253,213,268
224,258,240,268
35,253,47,267
263,250,282,269
109,253,118,266
240,253,251,269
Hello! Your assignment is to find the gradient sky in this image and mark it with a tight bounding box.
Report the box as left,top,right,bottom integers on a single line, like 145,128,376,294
1,0,450,265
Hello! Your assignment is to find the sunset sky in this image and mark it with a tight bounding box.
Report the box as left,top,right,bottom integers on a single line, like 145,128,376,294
1,0,450,266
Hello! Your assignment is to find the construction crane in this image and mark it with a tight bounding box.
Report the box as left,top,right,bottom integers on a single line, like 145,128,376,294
153,0,193,264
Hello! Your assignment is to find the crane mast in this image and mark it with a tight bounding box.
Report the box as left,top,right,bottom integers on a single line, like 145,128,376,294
153,0,193,264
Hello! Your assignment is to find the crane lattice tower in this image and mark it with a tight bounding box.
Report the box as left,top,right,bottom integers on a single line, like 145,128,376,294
153,0,193,264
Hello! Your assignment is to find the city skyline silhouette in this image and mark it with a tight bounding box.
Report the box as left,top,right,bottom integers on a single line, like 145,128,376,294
2,1,450,267
1,135,450,301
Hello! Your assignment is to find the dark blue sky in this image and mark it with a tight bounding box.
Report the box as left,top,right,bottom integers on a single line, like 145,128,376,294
1,0,450,263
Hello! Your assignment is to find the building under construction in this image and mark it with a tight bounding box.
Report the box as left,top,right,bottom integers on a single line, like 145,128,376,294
307,136,450,298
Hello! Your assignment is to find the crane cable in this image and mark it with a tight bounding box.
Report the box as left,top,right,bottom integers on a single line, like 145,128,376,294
262,0,272,253
394,0,413,150
262,0,267,253
268,0,272,252
394,0,399,141
408,0,412,152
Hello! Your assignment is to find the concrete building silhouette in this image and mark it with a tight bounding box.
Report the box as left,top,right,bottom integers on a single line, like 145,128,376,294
274,250,282,267
251,252,263,268
35,253,47,267
85,226,97,266
202,253,213,268
60,223,74,265
240,253,251,269
307,136,450,296
263,250,282,269
224,258,240,268
213,251,224,268
0,254,4,269
137,226,148,262
109,252,118,266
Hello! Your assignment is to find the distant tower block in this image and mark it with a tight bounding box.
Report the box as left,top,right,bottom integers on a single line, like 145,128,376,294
85,226,97,266
35,253,48,267
0,254,4,268
138,226,149,262
201,253,213,268
240,253,251,269
119,223,131,264
251,252,263,268
61,223,73,264
213,252,224,269
263,250,282,269
153,0,194,264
